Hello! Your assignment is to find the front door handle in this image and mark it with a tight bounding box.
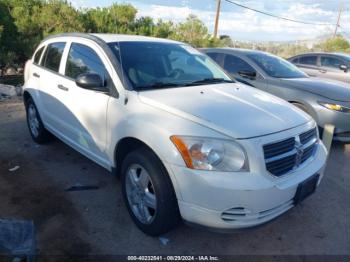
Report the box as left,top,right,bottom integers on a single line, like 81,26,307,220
319,69,327,73
33,73,40,78
57,84,69,91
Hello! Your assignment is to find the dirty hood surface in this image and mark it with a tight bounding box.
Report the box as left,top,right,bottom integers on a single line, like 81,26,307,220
138,83,310,139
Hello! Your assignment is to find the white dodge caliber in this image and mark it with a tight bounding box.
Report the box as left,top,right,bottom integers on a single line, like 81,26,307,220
23,33,327,236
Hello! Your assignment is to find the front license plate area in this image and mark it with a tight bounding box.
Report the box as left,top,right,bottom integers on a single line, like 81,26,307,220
293,174,319,205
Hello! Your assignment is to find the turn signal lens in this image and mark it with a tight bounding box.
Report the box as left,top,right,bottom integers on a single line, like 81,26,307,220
318,102,350,113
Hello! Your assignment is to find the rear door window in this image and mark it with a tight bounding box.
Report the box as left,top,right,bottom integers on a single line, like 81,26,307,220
42,42,66,72
299,55,317,66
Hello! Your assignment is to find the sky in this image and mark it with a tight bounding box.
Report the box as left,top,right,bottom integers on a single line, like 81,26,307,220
69,0,350,42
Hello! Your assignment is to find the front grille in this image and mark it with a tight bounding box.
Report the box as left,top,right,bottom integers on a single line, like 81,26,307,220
300,128,317,144
263,128,318,177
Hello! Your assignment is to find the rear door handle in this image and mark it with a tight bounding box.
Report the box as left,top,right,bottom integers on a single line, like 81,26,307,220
57,84,69,91
33,73,40,78
319,69,327,73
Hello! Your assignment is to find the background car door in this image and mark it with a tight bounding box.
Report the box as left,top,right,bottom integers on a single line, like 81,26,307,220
297,55,319,77
222,54,267,90
38,42,68,131
57,42,111,167
319,55,350,84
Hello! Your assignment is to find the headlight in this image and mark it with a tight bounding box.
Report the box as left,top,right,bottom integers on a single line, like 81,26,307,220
318,101,350,113
170,136,249,172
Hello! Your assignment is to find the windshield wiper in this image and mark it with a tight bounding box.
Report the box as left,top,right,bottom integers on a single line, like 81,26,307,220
136,82,182,90
184,78,234,86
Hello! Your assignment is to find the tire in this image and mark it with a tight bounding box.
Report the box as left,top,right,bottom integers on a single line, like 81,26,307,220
121,147,180,236
25,97,53,144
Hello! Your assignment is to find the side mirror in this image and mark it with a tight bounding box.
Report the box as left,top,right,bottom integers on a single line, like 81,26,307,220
75,73,107,92
238,70,257,79
339,64,348,72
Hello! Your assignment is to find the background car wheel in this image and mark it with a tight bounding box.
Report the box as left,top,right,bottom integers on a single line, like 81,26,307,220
121,147,180,236
25,97,53,144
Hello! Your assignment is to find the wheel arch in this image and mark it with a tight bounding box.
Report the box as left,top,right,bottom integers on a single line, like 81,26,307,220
114,137,160,176
113,136,183,200
289,100,319,123
23,90,33,106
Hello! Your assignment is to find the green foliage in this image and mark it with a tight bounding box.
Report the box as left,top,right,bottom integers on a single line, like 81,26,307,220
86,4,137,34
153,20,174,38
317,35,350,52
172,15,208,47
0,0,20,67
39,0,85,36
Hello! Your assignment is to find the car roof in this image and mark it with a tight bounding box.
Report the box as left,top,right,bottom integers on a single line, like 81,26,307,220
42,32,182,45
201,47,271,56
92,33,181,44
289,52,350,58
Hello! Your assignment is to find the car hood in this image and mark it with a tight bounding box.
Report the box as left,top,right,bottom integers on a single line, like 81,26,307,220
138,83,310,139
281,77,350,102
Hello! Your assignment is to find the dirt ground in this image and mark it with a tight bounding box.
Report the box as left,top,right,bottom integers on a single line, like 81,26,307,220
1,97,350,261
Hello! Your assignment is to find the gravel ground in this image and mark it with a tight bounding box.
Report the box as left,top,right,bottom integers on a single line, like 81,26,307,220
0,97,349,261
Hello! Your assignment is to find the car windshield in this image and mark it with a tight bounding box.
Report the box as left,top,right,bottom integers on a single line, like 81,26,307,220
247,53,307,79
108,41,232,90
336,54,350,64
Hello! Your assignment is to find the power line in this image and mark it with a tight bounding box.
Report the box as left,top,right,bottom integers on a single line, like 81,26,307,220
222,0,336,26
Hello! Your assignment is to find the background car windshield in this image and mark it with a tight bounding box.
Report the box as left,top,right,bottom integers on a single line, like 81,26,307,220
247,53,307,78
336,54,350,64
108,41,231,90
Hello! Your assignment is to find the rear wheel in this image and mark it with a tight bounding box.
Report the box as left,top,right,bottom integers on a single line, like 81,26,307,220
121,147,180,236
25,97,53,144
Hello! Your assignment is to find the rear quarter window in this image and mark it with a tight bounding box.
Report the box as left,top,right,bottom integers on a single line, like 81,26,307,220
42,42,66,72
33,46,45,65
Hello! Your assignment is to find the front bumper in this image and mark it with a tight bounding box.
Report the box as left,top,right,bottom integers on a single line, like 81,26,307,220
165,130,327,231
314,102,350,142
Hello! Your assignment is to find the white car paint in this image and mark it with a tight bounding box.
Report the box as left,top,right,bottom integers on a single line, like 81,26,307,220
23,34,328,231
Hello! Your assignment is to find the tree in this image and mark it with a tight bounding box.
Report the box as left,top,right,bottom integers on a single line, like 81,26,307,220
38,0,85,36
173,15,209,47
133,16,154,36
317,35,350,52
153,20,175,38
0,1,20,69
86,4,137,33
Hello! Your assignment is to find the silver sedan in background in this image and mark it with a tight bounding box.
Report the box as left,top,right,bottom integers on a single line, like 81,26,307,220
201,48,350,142
288,52,350,84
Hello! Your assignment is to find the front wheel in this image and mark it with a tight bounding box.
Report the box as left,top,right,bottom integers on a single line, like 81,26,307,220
121,147,180,236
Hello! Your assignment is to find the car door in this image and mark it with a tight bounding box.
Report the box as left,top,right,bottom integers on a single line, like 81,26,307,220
56,41,112,167
26,45,45,92
38,42,68,131
319,55,350,84
297,55,319,77
222,54,267,90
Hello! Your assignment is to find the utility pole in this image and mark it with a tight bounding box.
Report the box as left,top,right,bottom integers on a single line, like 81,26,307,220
214,0,221,38
333,2,343,38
